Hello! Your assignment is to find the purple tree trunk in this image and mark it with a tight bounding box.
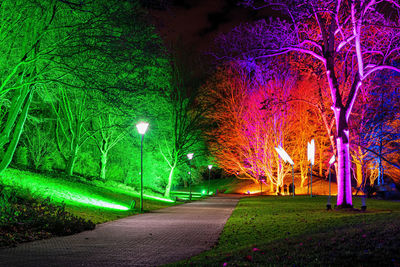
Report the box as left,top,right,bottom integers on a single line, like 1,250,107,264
335,109,353,207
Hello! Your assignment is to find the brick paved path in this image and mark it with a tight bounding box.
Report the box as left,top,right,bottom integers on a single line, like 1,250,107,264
0,195,240,266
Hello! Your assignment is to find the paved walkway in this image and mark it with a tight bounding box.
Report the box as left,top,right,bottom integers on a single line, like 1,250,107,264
0,195,240,266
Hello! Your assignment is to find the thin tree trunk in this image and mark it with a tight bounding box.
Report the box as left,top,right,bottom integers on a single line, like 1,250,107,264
356,161,362,188
66,147,78,176
164,164,176,198
100,150,108,179
318,140,323,177
0,90,33,173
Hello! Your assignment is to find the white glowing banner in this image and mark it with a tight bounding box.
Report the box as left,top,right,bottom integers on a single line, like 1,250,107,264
329,155,336,165
307,139,315,165
275,146,294,165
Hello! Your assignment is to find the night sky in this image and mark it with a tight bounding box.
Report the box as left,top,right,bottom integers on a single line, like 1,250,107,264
147,0,268,55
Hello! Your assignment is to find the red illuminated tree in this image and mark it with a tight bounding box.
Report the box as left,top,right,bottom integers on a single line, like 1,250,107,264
217,0,400,207
203,60,298,193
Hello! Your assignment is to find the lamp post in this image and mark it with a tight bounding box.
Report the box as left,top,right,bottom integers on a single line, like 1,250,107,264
327,155,335,210
208,165,212,195
275,146,295,198
187,153,194,200
307,139,315,197
136,122,149,213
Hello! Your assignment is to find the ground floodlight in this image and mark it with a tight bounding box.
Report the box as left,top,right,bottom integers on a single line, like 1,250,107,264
136,122,149,135
329,155,336,165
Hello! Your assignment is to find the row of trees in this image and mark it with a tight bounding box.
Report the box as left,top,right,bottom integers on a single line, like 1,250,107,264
204,0,400,206
1,0,208,197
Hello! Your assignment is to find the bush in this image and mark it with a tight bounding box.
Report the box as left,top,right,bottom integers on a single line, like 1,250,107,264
0,185,95,247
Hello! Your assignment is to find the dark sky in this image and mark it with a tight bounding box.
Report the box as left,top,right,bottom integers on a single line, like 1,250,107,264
148,0,266,55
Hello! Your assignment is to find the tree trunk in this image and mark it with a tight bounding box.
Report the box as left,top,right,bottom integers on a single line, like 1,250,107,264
335,110,353,207
300,162,306,188
99,150,108,179
164,164,176,198
66,149,78,176
356,161,362,188
0,90,33,173
318,140,323,177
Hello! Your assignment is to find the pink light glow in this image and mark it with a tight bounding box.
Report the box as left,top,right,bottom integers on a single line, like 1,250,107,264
336,137,352,206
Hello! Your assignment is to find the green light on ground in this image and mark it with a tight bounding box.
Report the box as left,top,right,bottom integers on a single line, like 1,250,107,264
48,191,130,210
201,189,206,195
143,194,175,203
0,169,130,211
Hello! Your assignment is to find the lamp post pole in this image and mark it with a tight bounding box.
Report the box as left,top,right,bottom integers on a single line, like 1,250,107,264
208,165,212,195
310,163,313,197
292,163,294,198
136,122,149,213
140,134,144,212
187,153,194,200
327,155,335,210
327,164,332,209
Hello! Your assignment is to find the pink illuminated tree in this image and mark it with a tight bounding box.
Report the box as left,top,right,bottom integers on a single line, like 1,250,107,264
203,60,297,193
218,0,400,207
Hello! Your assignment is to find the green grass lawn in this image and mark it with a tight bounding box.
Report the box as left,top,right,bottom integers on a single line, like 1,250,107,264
176,195,400,266
0,168,177,223
0,168,179,247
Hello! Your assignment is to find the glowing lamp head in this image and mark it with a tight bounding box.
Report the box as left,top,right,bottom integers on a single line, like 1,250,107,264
187,153,194,160
329,155,336,165
136,122,149,135
208,165,213,170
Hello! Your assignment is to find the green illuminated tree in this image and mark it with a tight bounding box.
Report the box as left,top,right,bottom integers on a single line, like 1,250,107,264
159,49,208,198
0,0,171,179
90,104,130,180
0,0,59,173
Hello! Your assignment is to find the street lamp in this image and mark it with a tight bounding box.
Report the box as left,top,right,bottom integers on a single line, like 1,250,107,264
307,139,315,197
187,153,194,200
327,155,335,210
208,165,212,195
275,146,295,198
136,121,149,213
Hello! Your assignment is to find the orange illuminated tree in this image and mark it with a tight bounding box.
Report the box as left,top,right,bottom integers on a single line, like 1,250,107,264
218,0,400,207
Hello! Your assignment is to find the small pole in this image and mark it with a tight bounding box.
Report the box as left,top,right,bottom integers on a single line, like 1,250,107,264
208,168,211,195
329,166,331,198
292,164,294,198
189,162,192,201
140,135,144,213
327,165,332,210
310,163,313,197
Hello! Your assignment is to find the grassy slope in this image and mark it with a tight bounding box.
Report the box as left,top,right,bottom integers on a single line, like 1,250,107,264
175,196,400,266
0,168,176,223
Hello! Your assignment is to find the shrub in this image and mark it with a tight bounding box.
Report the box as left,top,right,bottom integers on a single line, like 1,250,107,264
0,185,95,247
